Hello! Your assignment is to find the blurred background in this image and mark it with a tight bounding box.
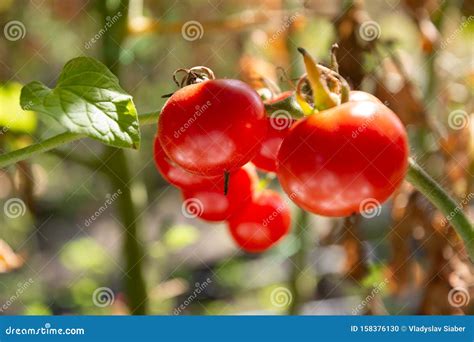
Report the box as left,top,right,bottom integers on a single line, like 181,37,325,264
0,0,473,315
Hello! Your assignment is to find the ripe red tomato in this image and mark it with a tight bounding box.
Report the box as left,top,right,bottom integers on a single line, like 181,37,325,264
252,92,295,172
158,79,267,176
227,189,291,253
277,101,409,217
153,135,223,190
181,164,258,222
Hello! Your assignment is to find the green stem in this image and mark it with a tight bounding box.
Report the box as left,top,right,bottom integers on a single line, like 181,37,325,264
99,0,148,315
0,112,159,169
406,158,474,260
0,132,84,168
288,208,309,315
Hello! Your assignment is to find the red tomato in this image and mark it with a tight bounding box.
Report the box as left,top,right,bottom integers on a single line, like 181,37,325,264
181,164,258,222
153,135,223,190
158,79,267,176
227,189,291,253
277,101,409,217
252,92,295,172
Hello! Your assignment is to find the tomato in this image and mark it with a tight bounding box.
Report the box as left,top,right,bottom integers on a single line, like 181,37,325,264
153,135,223,190
181,164,258,222
252,92,295,172
227,189,291,253
349,90,382,104
158,79,267,176
277,101,409,217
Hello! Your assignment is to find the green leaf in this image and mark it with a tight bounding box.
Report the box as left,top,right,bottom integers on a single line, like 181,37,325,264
20,57,140,149
0,82,37,133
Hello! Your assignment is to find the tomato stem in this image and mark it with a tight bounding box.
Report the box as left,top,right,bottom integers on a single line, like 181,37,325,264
224,171,230,196
406,158,474,261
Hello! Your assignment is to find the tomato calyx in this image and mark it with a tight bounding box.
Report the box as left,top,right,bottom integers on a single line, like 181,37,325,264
172,66,215,88
296,47,350,114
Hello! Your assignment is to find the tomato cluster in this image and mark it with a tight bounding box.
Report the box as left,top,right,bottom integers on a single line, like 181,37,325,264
154,79,291,253
154,57,409,251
